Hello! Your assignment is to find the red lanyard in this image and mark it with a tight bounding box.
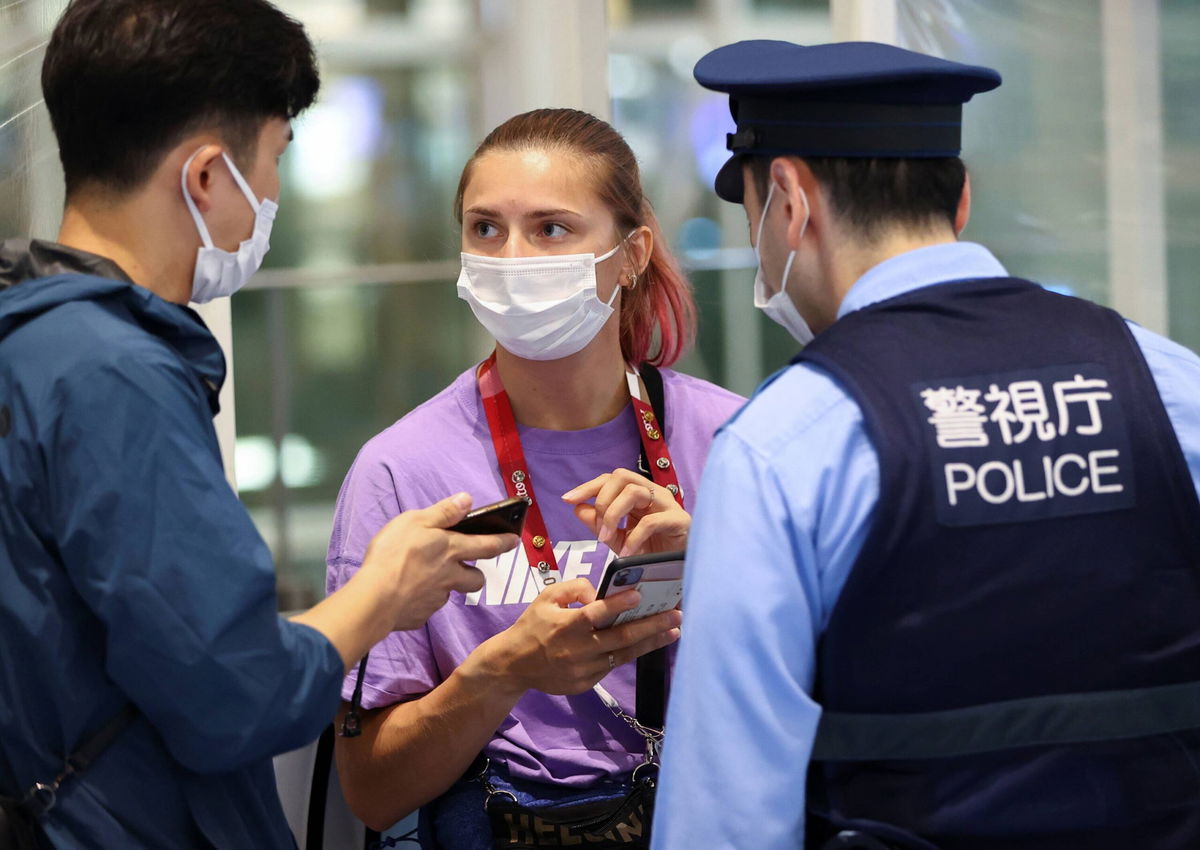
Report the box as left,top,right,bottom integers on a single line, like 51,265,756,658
477,352,684,587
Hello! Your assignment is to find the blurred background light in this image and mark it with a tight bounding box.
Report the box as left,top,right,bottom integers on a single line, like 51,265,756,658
608,53,655,101
689,95,736,189
291,77,385,201
235,434,325,493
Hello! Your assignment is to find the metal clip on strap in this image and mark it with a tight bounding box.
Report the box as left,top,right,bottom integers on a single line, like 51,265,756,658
340,652,370,738
14,704,137,819
22,782,59,819
592,682,663,772
472,758,518,810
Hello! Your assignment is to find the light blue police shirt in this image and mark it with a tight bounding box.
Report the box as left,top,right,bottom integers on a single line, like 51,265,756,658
651,241,1200,850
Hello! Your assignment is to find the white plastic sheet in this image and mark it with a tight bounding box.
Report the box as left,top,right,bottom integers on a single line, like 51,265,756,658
0,0,67,239
897,0,1111,305
896,0,1200,352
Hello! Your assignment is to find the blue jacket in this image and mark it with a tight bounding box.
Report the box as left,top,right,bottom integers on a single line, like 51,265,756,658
0,240,343,848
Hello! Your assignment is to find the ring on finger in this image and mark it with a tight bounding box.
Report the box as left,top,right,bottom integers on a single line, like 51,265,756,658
608,652,616,670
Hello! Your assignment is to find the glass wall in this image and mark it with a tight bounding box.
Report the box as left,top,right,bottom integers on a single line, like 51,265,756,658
897,0,1111,302
0,0,67,241
1162,0,1200,352
607,0,832,398
896,0,1199,342
235,0,486,609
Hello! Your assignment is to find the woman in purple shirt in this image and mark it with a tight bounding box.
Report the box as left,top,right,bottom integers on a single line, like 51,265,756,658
327,108,744,848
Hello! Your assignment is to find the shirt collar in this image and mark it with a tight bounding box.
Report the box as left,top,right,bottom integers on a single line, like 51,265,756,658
837,241,1009,320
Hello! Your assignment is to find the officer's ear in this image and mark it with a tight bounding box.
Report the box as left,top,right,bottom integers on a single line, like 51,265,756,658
769,157,821,251
954,171,972,237
179,143,226,215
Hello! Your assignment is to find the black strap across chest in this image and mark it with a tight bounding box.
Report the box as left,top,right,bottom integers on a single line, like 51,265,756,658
633,364,667,732
0,703,136,825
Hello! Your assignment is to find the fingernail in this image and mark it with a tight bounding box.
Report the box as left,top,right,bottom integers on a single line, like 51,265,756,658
561,487,579,501
669,610,683,627
452,492,471,510
666,628,682,643
598,525,610,544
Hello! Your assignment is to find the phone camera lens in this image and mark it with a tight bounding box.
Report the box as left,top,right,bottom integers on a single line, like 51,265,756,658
614,567,643,587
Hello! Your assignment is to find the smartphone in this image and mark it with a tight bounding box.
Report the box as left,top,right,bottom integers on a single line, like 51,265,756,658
448,497,529,536
594,550,685,629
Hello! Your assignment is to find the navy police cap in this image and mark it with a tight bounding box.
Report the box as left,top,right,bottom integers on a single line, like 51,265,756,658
694,40,1002,202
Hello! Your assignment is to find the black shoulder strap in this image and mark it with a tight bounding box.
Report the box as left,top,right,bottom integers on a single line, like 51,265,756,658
634,363,668,732
3,704,137,820
66,705,137,776
306,725,335,849
306,723,381,850
635,362,668,481
640,364,667,431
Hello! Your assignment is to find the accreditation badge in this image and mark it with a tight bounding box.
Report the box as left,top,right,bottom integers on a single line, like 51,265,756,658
912,363,1136,527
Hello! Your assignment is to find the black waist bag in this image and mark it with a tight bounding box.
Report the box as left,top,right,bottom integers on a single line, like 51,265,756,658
484,774,656,849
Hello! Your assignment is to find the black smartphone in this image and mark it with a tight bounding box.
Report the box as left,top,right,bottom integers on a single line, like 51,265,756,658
594,550,685,628
448,496,529,536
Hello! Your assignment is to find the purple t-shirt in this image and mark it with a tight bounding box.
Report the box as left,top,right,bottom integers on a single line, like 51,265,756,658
326,364,744,786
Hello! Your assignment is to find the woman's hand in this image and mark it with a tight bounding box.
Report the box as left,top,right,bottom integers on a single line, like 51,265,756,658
470,578,681,698
562,468,690,556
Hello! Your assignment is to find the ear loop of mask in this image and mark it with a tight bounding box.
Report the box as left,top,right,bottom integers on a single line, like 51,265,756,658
755,183,776,263
180,149,264,249
757,181,810,298
780,188,810,291
601,231,638,307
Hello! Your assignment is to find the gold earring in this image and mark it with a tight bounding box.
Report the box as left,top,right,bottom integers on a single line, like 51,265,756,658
627,272,638,289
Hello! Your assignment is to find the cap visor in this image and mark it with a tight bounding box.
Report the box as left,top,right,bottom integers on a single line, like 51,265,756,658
714,156,745,203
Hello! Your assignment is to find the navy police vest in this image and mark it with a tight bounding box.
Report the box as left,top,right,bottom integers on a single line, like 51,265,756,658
795,278,1200,850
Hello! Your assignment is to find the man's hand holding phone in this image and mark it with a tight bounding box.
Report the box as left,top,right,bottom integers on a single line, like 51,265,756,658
292,492,519,671
361,493,520,631
448,496,528,536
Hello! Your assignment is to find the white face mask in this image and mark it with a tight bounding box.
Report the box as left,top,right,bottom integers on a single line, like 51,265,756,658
753,182,814,345
456,238,627,361
182,148,277,304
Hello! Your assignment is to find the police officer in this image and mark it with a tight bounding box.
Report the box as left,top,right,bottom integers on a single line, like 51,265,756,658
652,40,1200,850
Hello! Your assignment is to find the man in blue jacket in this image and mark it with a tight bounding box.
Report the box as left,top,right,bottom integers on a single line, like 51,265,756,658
0,1,517,847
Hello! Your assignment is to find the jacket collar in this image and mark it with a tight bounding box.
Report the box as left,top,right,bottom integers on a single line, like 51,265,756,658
0,238,135,290
0,239,226,413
